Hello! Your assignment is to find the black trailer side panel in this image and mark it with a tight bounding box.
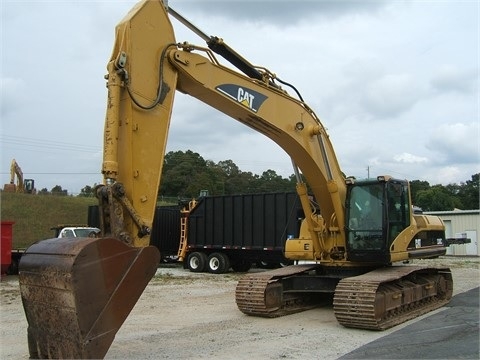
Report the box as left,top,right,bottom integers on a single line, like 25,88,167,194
87,205,100,229
188,192,301,251
88,205,181,260
150,206,181,258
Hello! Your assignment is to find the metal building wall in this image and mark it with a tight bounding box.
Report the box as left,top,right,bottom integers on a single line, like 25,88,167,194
425,210,479,256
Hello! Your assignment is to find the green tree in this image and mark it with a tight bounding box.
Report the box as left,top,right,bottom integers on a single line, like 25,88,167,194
444,183,463,209
255,169,293,193
416,185,456,211
205,161,227,195
159,150,297,198
224,171,257,194
51,185,68,196
79,185,96,197
409,180,430,205
160,150,209,198
217,159,240,177
457,173,479,209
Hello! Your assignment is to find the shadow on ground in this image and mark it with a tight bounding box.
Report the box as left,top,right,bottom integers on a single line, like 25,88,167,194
340,287,479,359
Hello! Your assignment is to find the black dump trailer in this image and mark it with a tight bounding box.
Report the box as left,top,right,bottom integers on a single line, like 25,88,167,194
88,191,303,274
185,192,302,274
88,205,182,262
150,205,182,262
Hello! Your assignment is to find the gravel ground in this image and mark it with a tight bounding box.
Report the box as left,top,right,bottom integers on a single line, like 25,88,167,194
1,256,478,359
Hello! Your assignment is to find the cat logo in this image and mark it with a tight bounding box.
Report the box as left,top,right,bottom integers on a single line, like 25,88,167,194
216,84,267,113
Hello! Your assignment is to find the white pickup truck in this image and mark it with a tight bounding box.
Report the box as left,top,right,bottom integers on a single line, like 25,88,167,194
51,224,100,238
6,225,101,275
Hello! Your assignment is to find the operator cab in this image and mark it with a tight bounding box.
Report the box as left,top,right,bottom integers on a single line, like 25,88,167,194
345,176,410,264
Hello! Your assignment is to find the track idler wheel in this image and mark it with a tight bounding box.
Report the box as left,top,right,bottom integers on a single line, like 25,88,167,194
19,237,160,359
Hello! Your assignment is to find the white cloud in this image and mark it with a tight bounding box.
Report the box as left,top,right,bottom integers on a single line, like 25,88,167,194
429,166,463,186
430,65,477,94
362,74,424,119
173,0,388,25
393,153,428,164
427,122,480,164
1,77,27,118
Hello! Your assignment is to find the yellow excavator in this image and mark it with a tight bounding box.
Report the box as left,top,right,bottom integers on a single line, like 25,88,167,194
3,159,35,193
19,1,453,358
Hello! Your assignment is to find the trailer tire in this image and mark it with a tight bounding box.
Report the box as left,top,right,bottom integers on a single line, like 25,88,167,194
207,252,230,274
187,252,207,273
257,261,277,269
231,260,252,273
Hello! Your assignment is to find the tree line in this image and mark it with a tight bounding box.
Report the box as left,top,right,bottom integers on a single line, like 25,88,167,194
64,150,477,211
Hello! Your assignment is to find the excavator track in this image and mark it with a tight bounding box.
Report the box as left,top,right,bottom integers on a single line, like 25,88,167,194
236,264,453,331
333,266,453,330
235,264,322,317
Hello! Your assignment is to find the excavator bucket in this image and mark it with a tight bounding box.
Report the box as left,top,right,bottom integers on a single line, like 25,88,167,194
18,236,160,359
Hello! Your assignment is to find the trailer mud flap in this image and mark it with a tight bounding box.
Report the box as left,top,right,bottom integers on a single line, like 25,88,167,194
18,237,159,359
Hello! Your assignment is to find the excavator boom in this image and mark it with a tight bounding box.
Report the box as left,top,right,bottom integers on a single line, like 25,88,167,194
19,1,173,358
4,158,24,192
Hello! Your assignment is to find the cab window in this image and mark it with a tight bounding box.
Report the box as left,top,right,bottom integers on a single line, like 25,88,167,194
61,229,75,237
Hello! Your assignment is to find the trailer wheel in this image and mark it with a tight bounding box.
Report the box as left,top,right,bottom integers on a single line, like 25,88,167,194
207,252,230,274
231,260,252,273
187,252,207,273
257,261,277,269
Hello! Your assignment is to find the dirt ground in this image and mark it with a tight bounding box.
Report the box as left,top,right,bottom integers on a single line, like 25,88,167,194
1,256,479,359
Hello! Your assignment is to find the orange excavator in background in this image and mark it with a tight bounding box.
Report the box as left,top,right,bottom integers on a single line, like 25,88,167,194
3,159,35,194
19,1,453,358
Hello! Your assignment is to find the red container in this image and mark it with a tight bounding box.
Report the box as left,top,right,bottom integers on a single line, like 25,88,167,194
1,221,14,274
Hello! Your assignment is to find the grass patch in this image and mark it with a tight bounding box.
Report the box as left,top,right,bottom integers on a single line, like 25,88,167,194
1,192,97,248
1,192,177,249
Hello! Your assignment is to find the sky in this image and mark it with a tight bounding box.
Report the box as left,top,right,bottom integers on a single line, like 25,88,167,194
1,0,479,196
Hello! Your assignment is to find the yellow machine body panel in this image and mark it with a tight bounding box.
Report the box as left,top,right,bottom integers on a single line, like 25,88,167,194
101,0,177,247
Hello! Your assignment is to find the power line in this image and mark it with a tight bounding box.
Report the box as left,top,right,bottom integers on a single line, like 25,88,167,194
0,134,101,153
0,172,99,175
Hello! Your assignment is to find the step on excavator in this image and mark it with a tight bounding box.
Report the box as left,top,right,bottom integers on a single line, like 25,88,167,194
19,1,454,358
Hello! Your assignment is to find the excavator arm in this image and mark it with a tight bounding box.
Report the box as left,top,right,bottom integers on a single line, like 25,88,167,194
96,0,177,247
9,159,25,192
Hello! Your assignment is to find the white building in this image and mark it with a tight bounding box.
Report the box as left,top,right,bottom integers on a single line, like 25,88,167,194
425,210,479,256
